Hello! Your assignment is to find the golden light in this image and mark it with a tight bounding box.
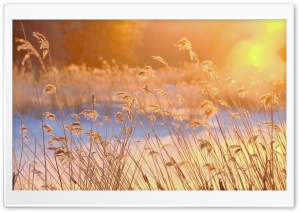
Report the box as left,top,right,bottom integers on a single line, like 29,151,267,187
224,20,286,78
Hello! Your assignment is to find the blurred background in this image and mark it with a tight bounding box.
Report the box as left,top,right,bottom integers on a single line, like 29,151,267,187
13,20,286,71
13,20,286,115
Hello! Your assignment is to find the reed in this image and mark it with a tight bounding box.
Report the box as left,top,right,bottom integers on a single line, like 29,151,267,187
13,30,286,190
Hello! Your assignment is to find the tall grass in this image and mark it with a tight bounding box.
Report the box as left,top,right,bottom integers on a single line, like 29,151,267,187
12,29,286,190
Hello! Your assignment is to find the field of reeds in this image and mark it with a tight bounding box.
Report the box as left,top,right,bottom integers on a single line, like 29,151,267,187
12,30,286,191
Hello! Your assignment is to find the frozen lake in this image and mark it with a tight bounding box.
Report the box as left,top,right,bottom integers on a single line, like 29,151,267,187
13,102,286,155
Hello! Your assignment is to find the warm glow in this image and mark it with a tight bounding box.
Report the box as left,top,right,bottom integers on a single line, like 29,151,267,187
13,20,287,191
224,20,285,80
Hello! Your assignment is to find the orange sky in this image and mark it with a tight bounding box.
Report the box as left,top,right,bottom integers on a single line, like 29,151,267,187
13,20,286,78
143,20,286,77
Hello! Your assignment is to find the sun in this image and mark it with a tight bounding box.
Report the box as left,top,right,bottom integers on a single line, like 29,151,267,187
225,20,286,74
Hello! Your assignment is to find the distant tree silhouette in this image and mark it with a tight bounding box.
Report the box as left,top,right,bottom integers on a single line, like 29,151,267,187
62,20,144,67
13,20,144,68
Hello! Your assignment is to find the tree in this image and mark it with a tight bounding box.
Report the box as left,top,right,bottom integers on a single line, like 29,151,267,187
62,20,144,67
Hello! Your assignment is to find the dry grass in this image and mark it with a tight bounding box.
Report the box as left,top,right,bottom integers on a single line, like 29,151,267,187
12,32,286,191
